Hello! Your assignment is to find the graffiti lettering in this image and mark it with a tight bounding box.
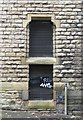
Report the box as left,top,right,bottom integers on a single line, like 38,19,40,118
42,77,52,82
40,83,52,88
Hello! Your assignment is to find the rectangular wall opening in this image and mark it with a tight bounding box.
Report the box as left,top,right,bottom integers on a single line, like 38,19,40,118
29,65,53,100
29,20,53,57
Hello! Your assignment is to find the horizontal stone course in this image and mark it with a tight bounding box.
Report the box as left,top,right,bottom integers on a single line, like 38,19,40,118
1,82,28,90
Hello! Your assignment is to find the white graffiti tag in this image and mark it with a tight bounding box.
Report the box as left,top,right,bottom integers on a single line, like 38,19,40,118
40,83,52,88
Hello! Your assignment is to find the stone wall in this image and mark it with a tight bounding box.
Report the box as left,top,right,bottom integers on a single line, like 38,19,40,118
0,0,82,118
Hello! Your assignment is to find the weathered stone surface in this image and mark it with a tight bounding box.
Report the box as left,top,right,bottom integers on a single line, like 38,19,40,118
28,100,55,109
1,82,28,90
53,82,64,90
27,57,59,64
2,110,82,119
0,0,82,117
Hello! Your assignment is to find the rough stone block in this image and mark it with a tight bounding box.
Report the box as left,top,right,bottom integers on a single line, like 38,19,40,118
1,82,28,91
22,90,28,100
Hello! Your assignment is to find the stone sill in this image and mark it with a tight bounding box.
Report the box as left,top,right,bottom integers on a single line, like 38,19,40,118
28,100,56,109
27,57,59,64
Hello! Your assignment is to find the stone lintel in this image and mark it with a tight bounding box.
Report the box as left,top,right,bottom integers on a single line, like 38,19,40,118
1,82,28,91
27,57,59,64
23,13,60,28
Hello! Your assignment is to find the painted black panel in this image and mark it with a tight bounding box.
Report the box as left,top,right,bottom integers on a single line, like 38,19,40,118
29,20,53,57
29,65,53,100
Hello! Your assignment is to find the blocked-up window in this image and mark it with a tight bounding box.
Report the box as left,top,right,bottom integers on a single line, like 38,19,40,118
29,19,53,100
29,65,53,100
29,20,53,57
